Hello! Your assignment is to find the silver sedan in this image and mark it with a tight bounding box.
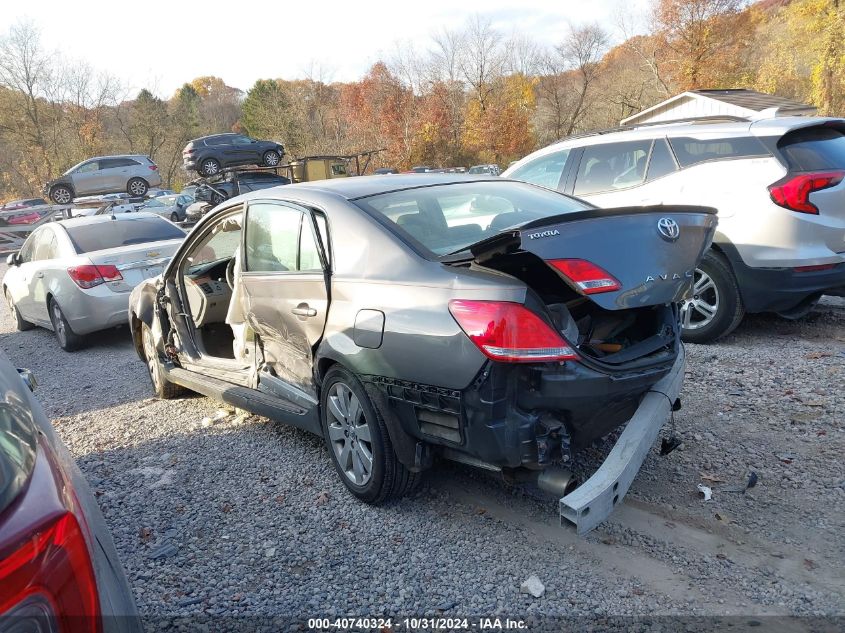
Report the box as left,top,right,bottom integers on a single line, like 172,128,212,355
3,213,185,351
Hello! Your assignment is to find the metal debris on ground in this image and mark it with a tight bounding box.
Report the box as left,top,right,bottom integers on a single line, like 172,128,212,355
697,484,713,501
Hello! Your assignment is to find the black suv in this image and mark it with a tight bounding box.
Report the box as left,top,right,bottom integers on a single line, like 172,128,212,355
183,133,285,176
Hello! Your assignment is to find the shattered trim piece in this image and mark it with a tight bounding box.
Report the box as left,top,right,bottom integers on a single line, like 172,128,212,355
560,347,685,534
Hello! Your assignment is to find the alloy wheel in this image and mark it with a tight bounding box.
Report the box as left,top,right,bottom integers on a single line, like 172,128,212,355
52,303,67,347
264,151,280,166
129,179,146,196
326,382,374,486
680,268,720,330
142,326,162,391
52,188,72,204
202,160,220,175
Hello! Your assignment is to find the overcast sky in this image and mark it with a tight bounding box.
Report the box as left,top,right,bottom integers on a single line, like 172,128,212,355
2,0,649,97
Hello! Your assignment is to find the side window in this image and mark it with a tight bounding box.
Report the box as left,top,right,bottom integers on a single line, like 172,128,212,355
646,139,678,182
18,232,39,263
37,233,58,260
508,149,570,190
245,203,323,273
74,161,99,174
573,140,652,196
669,136,770,167
232,135,253,144
98,159,120,170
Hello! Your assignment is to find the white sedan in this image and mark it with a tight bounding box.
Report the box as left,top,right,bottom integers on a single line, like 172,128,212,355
3,213,185,351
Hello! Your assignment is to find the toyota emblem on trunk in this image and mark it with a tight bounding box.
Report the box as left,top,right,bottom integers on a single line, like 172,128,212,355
657,217,680,242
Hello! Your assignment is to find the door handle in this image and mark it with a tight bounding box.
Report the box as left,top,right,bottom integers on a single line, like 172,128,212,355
291,305,317,317
35,272,44,279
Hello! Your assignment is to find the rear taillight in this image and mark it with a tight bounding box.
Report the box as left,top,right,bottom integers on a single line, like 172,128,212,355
448,300,578,363
0,512,100,633
768,171,844,214
148,165,158,171
794,263,836,272
547,259,622,294
66,265,123,289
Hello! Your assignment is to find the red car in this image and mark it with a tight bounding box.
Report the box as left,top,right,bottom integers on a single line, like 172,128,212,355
0,353,140,632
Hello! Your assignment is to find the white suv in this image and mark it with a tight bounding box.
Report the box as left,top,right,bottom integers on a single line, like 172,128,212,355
503,116,845,342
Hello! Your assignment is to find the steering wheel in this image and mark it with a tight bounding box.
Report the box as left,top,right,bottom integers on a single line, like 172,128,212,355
225,258,236,290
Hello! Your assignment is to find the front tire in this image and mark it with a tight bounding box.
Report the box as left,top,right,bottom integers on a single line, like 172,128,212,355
680,250,745,344
170,212,180,222
127,177,149,197
141,323,183,399
321,366,419,503
5,289,33,331
49,299,84,352
50,185,74,205
262,150,281,167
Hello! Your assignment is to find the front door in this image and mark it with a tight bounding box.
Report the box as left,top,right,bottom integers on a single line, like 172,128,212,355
238,200,329,400
70,160,104,195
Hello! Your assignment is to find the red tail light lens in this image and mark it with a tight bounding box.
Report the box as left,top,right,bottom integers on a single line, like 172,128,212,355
448,300,578,363
769,171,844,214
0,512,100,633
67,265,123,289
547,259,622,294
148,165,158,171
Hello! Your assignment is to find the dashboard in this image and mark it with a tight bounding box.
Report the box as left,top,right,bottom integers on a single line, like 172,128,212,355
183,259,233,327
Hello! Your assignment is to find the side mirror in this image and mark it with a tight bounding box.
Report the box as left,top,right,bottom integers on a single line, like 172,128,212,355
6,253,18,266
17,368,37,392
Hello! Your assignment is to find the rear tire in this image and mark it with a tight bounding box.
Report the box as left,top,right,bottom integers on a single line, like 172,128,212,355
48,298,84,352
127,177,149,197
199,158,221,176
321,366,419,503
141,323,183,399
680,250,745,344
170,212,180,222
5,289,33,331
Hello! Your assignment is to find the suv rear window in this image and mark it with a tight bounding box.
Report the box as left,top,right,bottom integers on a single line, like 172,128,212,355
777,127,845,171
65,217,185,253
669,136,770,167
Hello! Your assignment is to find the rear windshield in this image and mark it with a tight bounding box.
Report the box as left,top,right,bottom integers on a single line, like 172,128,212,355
777,127,845,171
65,216,185,253
353,181,591,257
669,136,770,167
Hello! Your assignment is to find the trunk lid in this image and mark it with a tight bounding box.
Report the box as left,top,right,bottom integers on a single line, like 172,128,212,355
467,205,717,311
86,239,181,292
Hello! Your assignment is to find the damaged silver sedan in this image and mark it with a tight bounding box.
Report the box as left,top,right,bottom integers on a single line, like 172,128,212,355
129,175,716,532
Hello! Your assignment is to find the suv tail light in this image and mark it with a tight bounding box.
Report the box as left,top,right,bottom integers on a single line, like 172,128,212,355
148,164,158,171
768,171,844,214
547,259,622,294
448,300,578,363
67,265,123,289
0,512,100,633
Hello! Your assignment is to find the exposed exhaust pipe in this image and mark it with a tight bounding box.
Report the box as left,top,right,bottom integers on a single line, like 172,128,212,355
536,468,578,497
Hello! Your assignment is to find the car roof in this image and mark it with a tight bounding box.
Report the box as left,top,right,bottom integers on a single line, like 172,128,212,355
55,211,163,228
264,174,497,200
195,133,238,141
82,154,150,162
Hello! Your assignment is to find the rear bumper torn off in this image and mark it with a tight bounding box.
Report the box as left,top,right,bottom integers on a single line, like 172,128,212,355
560,346,685,534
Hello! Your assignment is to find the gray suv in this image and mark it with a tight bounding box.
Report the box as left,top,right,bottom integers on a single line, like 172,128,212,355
44,155,162,204
182,133,285,176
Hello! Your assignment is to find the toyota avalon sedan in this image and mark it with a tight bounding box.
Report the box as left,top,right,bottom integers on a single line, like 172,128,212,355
4,213,185,351
129,175,716,532
0,353,141,631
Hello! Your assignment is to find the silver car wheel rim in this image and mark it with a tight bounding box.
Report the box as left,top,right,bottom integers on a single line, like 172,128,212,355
52,303,67,346
203,160,219,175
54,188,71,204
143,327,161,389
326,383,373,486
265,152,279,166
129,180,145,195
680,268,720,330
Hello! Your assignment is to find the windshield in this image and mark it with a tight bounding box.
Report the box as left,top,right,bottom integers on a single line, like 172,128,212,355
65,216,185,253
353,181,591,257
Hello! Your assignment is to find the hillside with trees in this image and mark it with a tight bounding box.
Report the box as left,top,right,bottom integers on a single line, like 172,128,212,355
0,0,842,200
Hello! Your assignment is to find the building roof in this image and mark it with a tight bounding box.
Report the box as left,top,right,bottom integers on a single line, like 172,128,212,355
691,89,813,113
621,89,816,126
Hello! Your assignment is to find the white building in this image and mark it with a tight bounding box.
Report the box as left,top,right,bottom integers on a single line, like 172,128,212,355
620,89,816,126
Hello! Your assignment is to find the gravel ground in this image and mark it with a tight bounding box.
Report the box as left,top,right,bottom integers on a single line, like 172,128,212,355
0,264,842,626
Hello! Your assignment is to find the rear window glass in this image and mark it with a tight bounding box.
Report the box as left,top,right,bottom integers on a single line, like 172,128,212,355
777,127,845,171
65,217,185,253
354,181,590,257
669,136,770,167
